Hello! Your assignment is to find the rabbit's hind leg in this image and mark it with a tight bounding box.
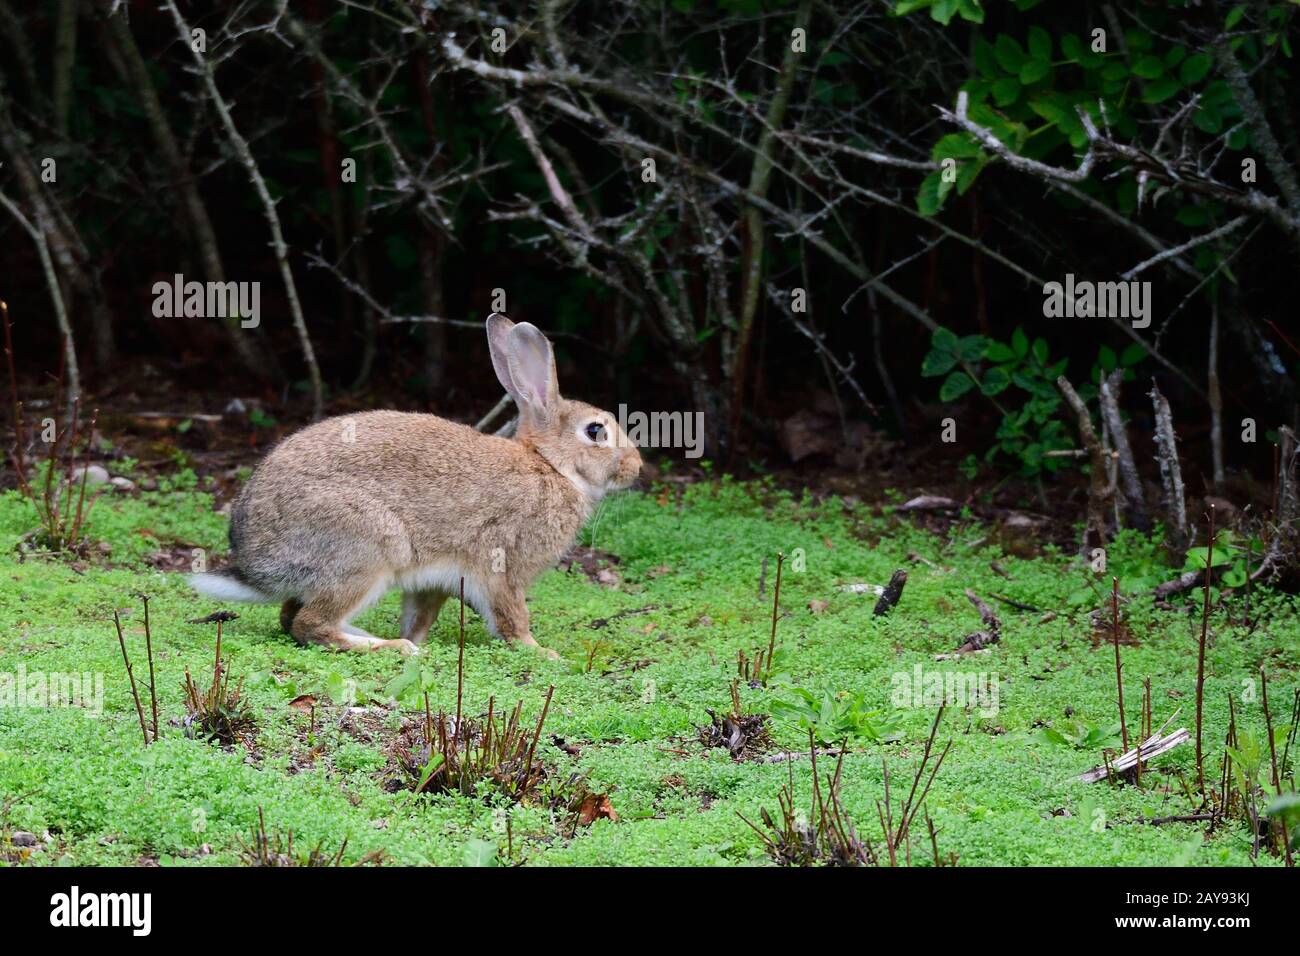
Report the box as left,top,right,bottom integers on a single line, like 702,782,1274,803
291,583,417,656
399,590,450,644
279,598,303,634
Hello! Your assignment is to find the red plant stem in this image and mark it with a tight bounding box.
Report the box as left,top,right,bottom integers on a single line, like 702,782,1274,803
1259,670,1293,866
142,594,158,740
41,338,68,529
1112,577,1129,752
60,398,81,528
214,618,224,690
114,609,151,747
1196,506,1214,797
520,685,554,790
71,409,97,542
456,576,465,742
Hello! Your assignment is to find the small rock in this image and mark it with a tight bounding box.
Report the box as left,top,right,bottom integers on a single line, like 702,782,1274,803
224,397,248,416
109,475,135,491
72,464,109,485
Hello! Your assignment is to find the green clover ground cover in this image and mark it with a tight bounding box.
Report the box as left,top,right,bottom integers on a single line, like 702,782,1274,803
0,479,1294,866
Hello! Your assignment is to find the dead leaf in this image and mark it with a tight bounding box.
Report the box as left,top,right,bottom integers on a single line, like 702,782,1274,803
808,599,829,614
288,694,317,712
575,793,618,825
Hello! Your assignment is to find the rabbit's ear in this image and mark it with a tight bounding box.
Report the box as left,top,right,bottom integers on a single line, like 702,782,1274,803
506,322,559,418
486,313,520,401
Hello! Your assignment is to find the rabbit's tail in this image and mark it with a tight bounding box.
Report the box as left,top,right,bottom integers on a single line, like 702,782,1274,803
188,568,275,603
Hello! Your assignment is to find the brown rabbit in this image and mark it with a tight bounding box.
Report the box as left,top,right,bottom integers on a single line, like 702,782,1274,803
189,314,642,657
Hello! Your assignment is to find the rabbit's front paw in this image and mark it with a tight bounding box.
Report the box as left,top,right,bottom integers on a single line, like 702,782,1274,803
373,638,419,656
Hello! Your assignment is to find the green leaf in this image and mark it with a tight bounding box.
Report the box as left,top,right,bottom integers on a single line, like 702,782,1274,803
940,370,977,401
915,170,948,216
1120,343,1147,366
932,326,959,353
930,0,959,25
955,154,988,195
1012,327,1029,358
973,38,999,77
985,341,1017,363
1027,27,1052,62
1132,56,1166,79
1100,63,1127,86
982,366,1013,395
992,76,1021,106
1180,53,1213,85
922,347,959,377
1266,793,1300,819
955,334,989,362
1019,58,1050,85
417,753,444,793
932,133,982,160
994,34,1027,72
1060,34,1084,62
461,839,499,867
1142,77,1182,104
1098,345,1117,372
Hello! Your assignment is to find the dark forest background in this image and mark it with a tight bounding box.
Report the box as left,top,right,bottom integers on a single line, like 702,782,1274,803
2,0,1298,512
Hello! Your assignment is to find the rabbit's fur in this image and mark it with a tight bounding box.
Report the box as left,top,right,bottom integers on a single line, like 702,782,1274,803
190,314,641,657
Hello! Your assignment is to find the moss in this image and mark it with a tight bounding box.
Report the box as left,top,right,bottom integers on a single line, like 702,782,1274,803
0,483,1291,866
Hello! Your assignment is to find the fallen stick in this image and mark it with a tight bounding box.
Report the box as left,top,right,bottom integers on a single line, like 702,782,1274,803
873,569,908,616
755,747,844,764
965,589,1001,629
988,592,1040,613
897,495,959,512
1151,565,1222,598
1145,813,1215,826
954,589,1003,653
1079,727,1190,783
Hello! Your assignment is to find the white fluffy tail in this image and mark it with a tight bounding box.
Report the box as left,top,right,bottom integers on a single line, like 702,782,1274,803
188,571,275,603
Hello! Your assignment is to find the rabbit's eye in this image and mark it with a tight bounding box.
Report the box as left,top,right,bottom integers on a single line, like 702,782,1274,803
584,422,608,443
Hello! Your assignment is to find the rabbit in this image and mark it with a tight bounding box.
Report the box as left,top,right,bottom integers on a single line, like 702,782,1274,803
188,313,642,658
